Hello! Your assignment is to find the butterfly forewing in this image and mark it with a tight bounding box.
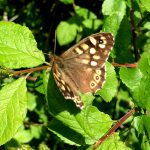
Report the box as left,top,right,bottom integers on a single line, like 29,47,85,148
52,32,114,109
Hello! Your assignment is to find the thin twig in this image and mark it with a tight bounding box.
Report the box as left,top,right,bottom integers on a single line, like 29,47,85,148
93,108,137,150
112,62,137,68
12,65,50,76
130,0,140,62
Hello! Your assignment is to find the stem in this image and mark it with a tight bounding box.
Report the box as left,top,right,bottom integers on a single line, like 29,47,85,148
93,108,137,150
112,62,137,68
12,65,50,76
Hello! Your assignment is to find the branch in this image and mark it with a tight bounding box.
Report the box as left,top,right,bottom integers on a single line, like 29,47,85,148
93,108,137,150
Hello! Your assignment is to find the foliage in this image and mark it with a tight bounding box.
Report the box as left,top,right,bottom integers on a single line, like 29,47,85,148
0,0,150,150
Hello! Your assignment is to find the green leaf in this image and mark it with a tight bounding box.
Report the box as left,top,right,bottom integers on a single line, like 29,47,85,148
102,0,126,35
47,72,112,145
27,92,37,111
75,6,97,19
59,0,74,4
39,143,50,150
102,0,126,16
35,70,49,95
132,53,150,111
13,126,33,143
140,0,150,12
143,22,150,30
30,125,42,139
97,133,131,150
97,62,118,102
114,16,133,63
119,67,143,90
48,119,85,146
144,43,150,55
56,21,78,46
82,19,102,30
134,114,150,142
141,134,150,150
0,78,27,145
0,22,45,69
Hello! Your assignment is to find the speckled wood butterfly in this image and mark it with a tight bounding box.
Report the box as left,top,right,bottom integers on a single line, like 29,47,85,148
51,33,114,109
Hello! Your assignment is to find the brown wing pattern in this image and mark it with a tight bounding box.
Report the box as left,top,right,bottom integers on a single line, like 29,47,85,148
52,32,114,109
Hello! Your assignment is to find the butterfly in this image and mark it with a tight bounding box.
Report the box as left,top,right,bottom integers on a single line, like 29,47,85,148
50,33,114,109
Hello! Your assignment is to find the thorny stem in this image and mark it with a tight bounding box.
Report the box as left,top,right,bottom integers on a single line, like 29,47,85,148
93,108,137,150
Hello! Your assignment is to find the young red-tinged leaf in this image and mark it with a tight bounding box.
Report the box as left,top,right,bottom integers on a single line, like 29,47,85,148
0,78,27,145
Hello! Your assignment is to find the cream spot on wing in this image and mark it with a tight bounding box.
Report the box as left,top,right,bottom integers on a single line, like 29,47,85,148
54,70,61,77
93,73,101,83
99,44,106,49
54,73,60,80
87,68,92,72
90,80,97,89
100,36,106,40
60,85,66,91
90,48,96,54
95,69,101,75
89,37,97,45
80,43,89,50
74,96,84,109
75,47,83,54
90,61,97,66
61,79,65,85
57,81,60,87
93,55,101,60
102,39,107,44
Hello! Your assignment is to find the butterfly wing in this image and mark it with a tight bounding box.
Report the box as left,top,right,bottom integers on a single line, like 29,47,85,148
61,32,114,91
52,33,114,108
61,32,114,63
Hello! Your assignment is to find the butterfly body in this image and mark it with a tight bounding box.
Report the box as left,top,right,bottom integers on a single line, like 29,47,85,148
51,33,114,109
